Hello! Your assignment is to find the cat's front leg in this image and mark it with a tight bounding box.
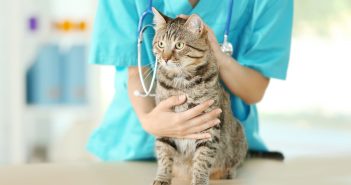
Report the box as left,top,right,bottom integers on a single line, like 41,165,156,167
153,138,177,185
191,140,218,185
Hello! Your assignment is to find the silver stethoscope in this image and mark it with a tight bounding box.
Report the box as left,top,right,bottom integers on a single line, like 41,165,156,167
134,0,234,97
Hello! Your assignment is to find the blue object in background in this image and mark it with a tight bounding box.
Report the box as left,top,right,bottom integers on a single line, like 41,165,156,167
26,44,88,105
26,44,62,105
61,45,87,104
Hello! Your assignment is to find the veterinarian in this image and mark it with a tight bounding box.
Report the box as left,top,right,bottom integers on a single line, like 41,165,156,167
87,0,293,160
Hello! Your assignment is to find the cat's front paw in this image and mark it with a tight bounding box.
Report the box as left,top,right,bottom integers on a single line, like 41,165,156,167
153,180,170,185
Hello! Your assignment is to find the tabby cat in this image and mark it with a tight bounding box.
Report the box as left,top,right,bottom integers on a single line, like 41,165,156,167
151,8,248,185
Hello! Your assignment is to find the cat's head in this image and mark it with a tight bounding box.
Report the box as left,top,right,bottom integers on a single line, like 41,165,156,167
152,8,209,74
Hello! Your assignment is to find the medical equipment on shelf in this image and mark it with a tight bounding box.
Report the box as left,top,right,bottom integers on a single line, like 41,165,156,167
135,0,235,97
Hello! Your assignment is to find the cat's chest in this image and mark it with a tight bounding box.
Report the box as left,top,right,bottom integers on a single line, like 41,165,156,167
174,139,196,157
173,76,192,89
156,76,201,97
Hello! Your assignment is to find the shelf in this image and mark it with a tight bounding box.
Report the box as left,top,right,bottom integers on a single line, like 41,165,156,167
25,104,94,115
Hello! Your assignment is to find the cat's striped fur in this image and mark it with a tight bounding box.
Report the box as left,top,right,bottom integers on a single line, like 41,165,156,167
152,8,247,185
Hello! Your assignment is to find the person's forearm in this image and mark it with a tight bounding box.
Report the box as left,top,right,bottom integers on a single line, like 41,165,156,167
204,27,269,105
128,67,156,121
216,53,270,104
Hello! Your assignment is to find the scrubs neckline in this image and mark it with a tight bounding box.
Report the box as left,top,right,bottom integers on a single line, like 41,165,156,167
165,0,210,17
164,0,224,26
184,0,206,11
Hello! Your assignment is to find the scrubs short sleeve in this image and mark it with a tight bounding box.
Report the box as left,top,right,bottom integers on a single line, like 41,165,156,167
89,0,155,66
237,0,293,80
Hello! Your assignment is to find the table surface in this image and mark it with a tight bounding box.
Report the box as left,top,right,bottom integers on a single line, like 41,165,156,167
0,156,350,185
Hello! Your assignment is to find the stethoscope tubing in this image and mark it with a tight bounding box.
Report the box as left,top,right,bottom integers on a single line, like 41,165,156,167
225,0,234,37
137,24,157,97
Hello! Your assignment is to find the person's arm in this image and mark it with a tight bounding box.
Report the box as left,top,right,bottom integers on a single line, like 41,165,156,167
205,0,293,104
207,28,270,104
177,14,270,104
128,67,222,139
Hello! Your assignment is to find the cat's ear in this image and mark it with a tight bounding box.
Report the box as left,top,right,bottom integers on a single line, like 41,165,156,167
152,7,169,29
184,14,204,35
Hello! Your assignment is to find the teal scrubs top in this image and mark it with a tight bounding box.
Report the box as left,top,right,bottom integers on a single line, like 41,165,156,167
87,0,293,161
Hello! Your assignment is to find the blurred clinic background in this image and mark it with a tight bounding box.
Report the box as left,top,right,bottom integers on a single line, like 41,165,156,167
0,0,350,165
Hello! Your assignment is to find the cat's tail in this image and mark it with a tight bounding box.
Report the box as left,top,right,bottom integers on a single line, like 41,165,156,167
246,150,285,161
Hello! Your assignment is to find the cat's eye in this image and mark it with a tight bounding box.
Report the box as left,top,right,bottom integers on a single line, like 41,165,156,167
158,41,165,48
175,42,185,50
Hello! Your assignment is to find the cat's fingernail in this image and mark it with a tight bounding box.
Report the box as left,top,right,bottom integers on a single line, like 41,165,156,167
217,109,222,114
215,119,221,124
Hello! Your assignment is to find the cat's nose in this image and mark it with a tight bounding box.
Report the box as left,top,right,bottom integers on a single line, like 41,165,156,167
162,52,172,63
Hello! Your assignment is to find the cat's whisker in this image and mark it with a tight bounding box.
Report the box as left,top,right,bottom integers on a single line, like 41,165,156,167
142,67,153,76
141,66,153,76
142,70,151,77
143,68,153,77
143,69,154,81
142,63,154,68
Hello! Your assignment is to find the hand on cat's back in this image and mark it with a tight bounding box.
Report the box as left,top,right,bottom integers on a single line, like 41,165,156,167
140,95,222,140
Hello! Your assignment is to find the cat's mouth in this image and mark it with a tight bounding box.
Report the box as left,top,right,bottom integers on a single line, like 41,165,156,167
159,60,181,69
158,60,188,76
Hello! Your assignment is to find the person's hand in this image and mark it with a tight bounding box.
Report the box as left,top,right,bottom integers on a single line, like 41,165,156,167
205,25,229,63
140,95,222,139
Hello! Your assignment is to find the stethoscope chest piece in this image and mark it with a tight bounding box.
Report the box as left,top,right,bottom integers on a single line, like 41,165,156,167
221,35,234,56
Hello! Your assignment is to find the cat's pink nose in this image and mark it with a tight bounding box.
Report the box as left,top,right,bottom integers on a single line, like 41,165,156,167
162,52,172,63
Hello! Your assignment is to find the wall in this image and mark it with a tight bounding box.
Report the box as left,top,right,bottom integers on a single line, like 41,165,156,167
0,1,7,162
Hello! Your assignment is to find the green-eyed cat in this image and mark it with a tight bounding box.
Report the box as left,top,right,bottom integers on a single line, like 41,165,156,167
152,8,248,185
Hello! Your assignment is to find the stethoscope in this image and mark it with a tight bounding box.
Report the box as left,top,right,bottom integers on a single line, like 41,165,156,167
134,0,234,97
